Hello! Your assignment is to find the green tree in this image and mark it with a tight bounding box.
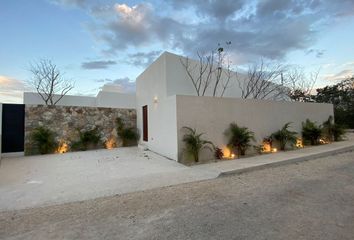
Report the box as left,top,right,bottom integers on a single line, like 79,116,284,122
314,77,354,128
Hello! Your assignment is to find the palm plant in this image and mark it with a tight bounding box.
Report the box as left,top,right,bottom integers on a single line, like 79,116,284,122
71,127,101,151
224,122,255,156
116,117,139,146
31,126,57,154
271,122,297,150
182,127,213,162
302,119,322,145
322,116,346,142
333,125,346,141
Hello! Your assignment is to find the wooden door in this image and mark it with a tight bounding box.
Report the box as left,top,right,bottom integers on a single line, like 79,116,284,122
142,105,148,141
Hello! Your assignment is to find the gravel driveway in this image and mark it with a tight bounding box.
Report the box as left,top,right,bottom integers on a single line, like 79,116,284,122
1,151,354,240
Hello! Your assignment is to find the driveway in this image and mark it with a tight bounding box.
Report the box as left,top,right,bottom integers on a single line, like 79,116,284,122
1,151,354,240
0,147,216,211
1,134,353,211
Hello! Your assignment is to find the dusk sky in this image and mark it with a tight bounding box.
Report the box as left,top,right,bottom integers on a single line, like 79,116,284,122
0,0,353,103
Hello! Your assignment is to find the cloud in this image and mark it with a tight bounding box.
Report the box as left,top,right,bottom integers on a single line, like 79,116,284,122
87,0,352,63
99,77,135,93
323,69,353,81
306,49,325,58
52,0,354,65
126,50,162,67
0,75,28,103
167,0,244,21
81,60,117,69
341,61,354,68
49,0,87,8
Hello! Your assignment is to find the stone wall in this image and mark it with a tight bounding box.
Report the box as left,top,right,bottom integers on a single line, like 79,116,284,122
25,105,136,155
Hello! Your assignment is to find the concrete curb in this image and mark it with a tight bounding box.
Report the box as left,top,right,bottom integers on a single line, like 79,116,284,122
218,144,354,177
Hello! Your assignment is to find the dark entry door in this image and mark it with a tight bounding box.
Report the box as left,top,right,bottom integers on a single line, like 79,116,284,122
142,105,148,141
1,104,25,153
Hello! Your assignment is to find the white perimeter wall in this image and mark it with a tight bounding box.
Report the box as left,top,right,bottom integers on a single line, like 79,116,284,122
24,92,96,107
23,91,136,109
0,103,2,159
96,91,136,108
176,95,334,161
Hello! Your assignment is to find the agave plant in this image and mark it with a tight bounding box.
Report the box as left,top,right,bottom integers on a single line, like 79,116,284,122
271,122,297,150
322,116,346,142
224,122,255,156
182,127,213,162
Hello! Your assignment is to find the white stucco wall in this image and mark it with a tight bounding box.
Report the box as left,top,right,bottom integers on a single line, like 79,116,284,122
96,91,136,108
176,95,334,161
164,51,285,100
136,52,179,160
0,103,2,159
23,91,135,109
24,92,96,107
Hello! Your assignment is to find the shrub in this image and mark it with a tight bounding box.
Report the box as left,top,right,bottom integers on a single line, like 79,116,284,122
31,126,57,154
322,116,346,142
116,117,139,146
182,127,213,162
271,122,297,150
302,119,322,145
224,122,255,156
333,125,346,141
214,147,224,160
71,127,101,151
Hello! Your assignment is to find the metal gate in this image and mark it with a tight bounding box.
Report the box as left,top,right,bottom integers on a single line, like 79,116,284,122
1,104,25,153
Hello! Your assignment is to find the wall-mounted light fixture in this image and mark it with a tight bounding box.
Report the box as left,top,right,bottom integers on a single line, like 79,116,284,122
153,95,158,103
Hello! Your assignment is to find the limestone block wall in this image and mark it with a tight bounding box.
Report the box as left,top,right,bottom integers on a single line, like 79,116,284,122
25,105,136,155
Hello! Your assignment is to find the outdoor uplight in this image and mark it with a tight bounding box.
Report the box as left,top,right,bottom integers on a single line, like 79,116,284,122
153,96,158,103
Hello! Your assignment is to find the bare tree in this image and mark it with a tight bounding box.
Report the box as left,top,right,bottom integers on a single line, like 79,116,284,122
29,59,74,105
180,42,234,97
236,59,287,100
283,66,320,102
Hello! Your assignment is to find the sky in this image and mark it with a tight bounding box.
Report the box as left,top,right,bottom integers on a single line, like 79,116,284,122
0,0,353,103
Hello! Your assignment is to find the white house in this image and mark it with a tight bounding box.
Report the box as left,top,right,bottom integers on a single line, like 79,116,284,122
136,52,333,162
21,51,333,162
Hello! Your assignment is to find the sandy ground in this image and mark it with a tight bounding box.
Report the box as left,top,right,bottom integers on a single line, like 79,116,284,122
1,133,353,211
0,147,217,211
1,150,354,240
